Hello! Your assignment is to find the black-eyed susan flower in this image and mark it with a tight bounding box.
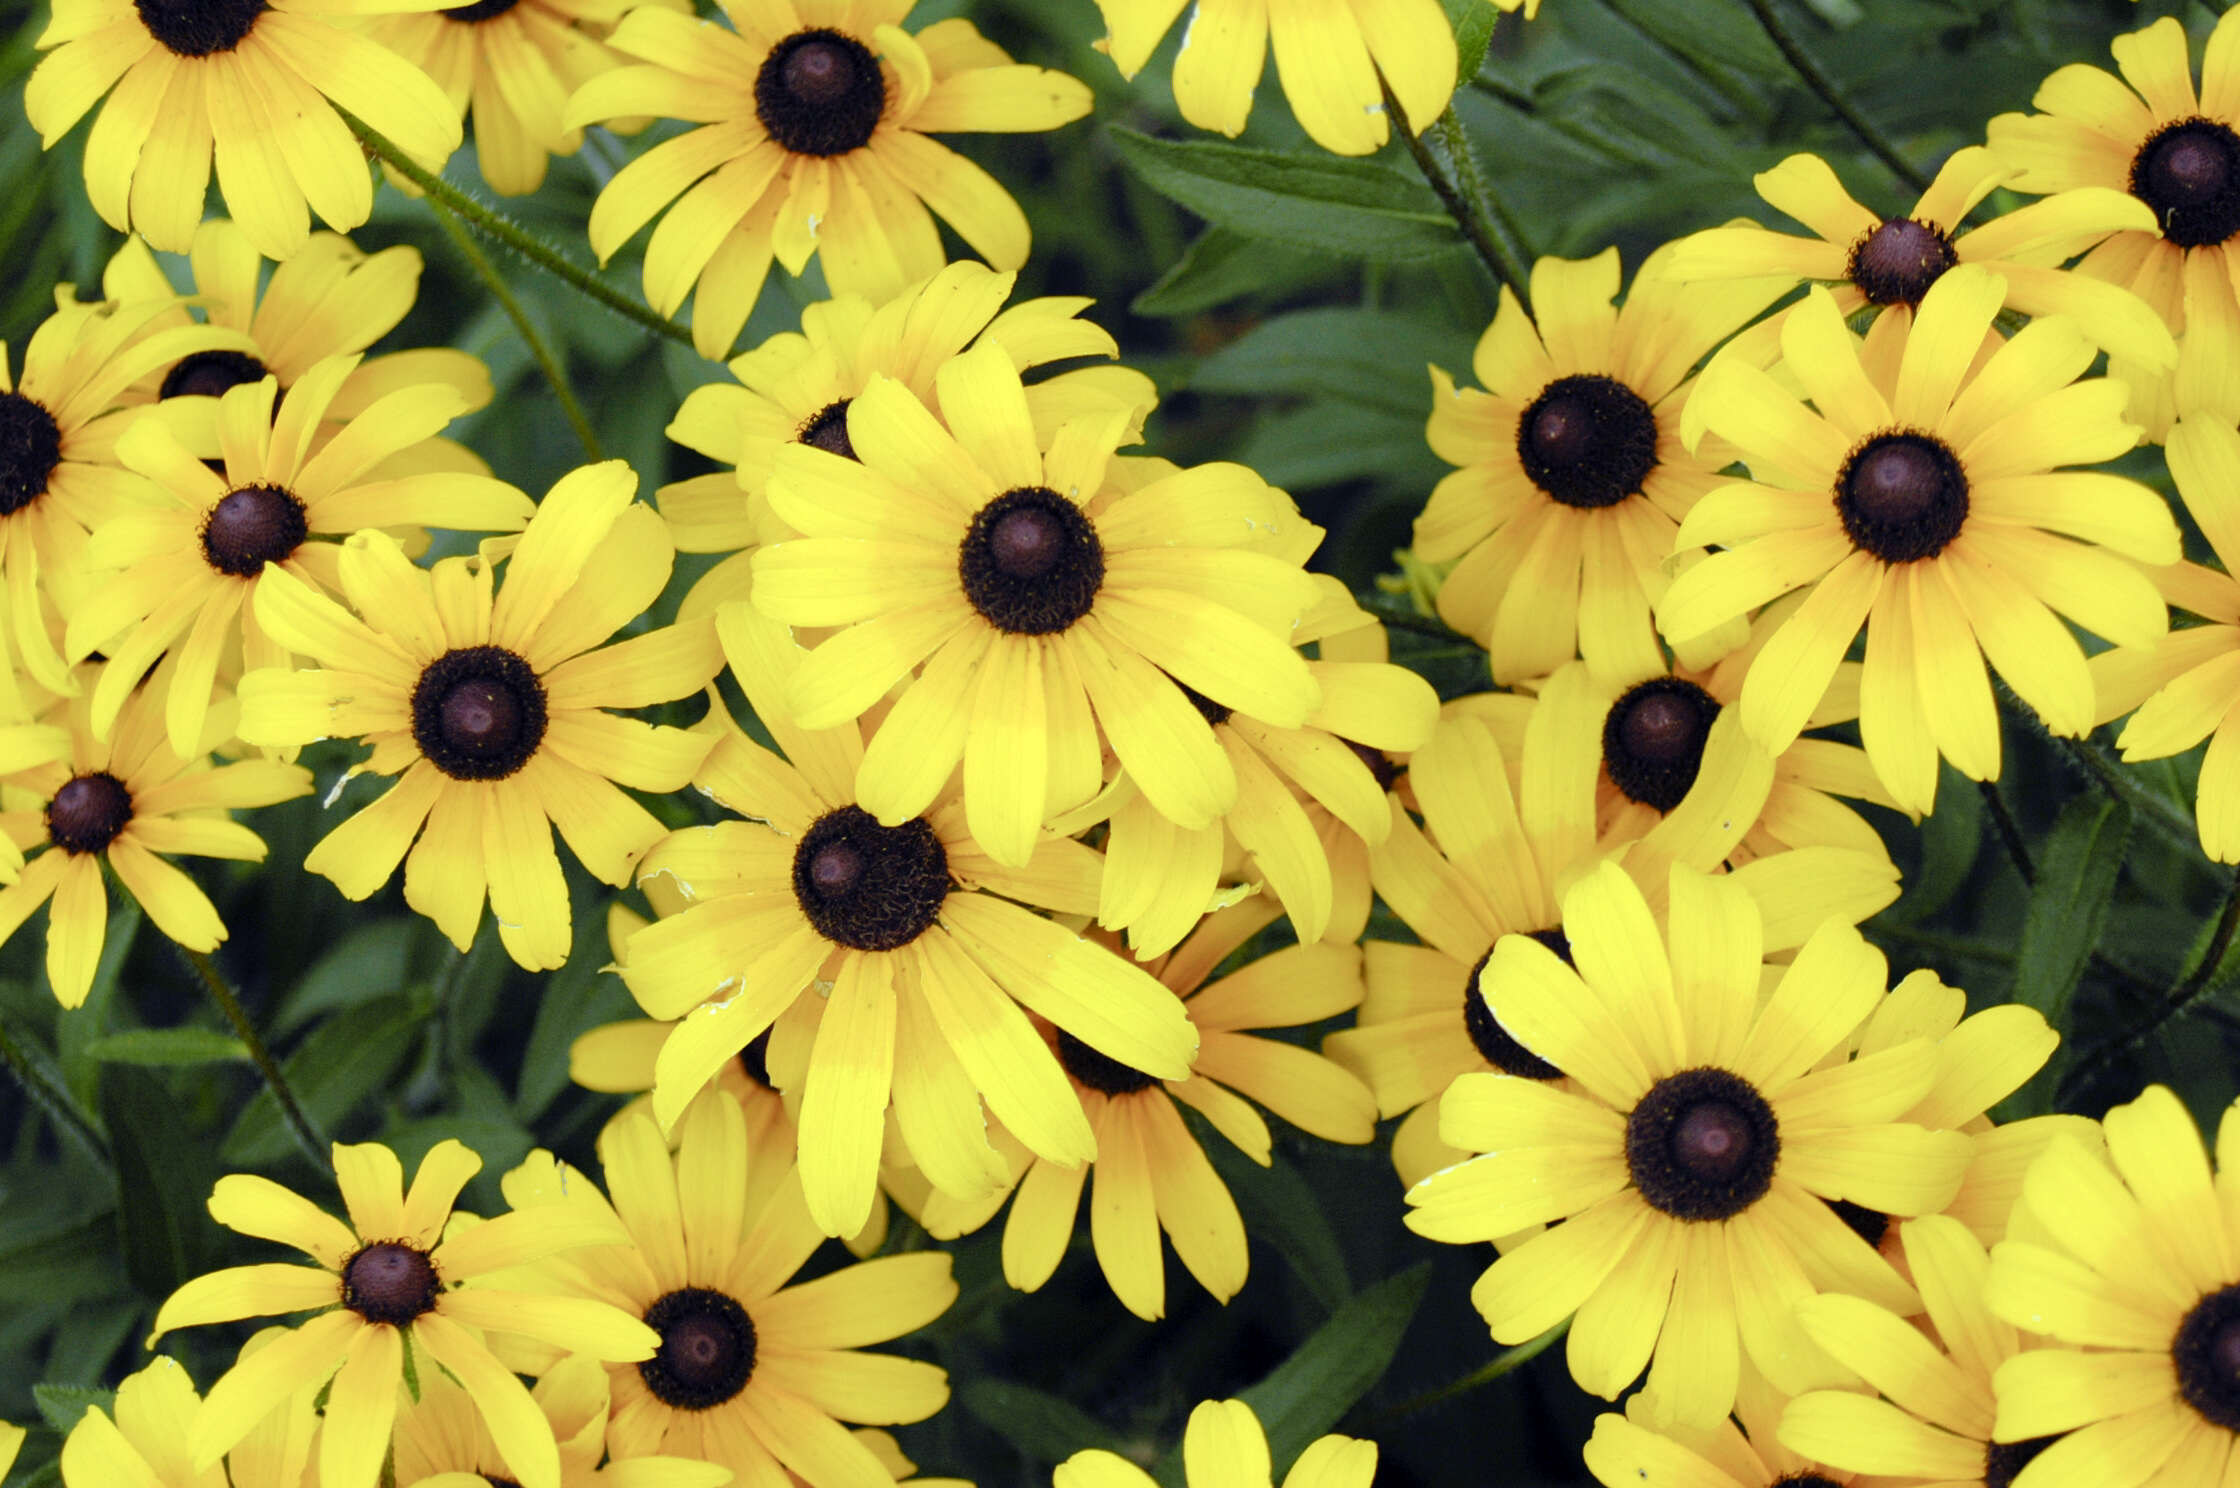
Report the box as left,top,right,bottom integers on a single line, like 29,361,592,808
1406,860,1974,1425
24,0,462,259
1663,147,2172,372
0,1424,18,1483
662,260,1153,617
237,462,720,970
395,1351,730,1488
566,1,1092,359
150,1138,658,1488
752,340,1321,869
1093,0,1455,157
1777,1215,2046,1488
1418,244,1787,685
1584,1372,1852,1488
956,900,1374,1321
363,0,629,196
0,294,252,710
620,603,1195,1238
1054,1397,1375,1488
0,667,309,1008
70,359,533,757
1657,266,2179,816
60,1351,312,1488
500,1098,958,1488
1984,1086,2240,1488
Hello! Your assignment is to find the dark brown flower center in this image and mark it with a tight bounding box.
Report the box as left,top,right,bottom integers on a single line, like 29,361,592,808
2131,118,2240,249
1836,431,1969,564
1827,1197,1888,1248
791,805,948,951
797,399,857,460
754,29,886,157
441,0,518,20
641,1287,756,1409
1846,218,1958,306
2174,1283,2240,1429
1515,373,1659,510
1601,678,1719,813
1769,1477,1843,1488
958,487,1104,635
201,484,308,577
341,1241,439,1325
1983,1438,2058,1488
1346,740,1400,792
409,646,548,782
0,392,62,518
1055,1029,1160,1096
735,1030,774,1089
134,0,266,54
47,773,133,856
1625,1067,1780,1221
1461,940,1564,1080
159,350,270,401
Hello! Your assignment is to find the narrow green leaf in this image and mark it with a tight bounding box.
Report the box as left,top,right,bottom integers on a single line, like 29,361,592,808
102,1066,219,1296
1189,309,1474,415
223,995,426,1167
1131,228,1334,318
1203,1137,1349,1314
959,1380,1128,1466
270,920,416,1037
1889,765,1982,925
81,1028,250,1067
32,1383,113,1433
515,931,629,1123
2011,793,2131,1027
1108,128,1461,262
1442,0,1500,82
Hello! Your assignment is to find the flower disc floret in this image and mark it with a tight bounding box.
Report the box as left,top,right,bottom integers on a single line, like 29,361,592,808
797,399,857,460
341,1241,440,1324
2172,1282,2240,1429
46,773,133,855
1056,1028,1160,1096
0,393,61,516
1623,1066,1781,1221
957,486,1105,635
789,805,948,952
160,350,271,401
135,0,267,55
201,485,309,577
1516,373,1660,509
1836,431,1970,563
2131,117,2240,249
1846,217,1958,305
1982,1438,2058,1488
1601,678,1720,812
1461,944,1563,1081
640,1287,757,1410
440,0,519,21
754,29,886,157
410,646,550,782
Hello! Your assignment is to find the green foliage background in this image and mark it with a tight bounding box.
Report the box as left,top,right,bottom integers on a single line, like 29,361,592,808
0,0,2230,1484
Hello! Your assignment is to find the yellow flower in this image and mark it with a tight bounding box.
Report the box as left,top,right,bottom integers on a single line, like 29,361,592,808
1054,1398,1374,1488
238,462,721,969
1583,1370,1851,1488
751,340,1323,869
25,0,461,258
567,0,1093,359
60,1351,311,1488
0,669,310,1007
1417,245,1787,685
1093,0,1456,157
69,358,532,758
1405,860,1976,1424
1658,265,2179,815
394,1353,728,1488
149,1138,658,1488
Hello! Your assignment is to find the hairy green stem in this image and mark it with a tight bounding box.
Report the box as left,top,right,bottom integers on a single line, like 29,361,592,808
1361,1319,1568,1425
425,193,604,462
1385,88,1533,291
340,110,696,349
0,1015,110,1166
1739,0,1929,193
2055,734,2205,856
185,946,329,1171
2060,866,2240,1110
1976,779,2036,886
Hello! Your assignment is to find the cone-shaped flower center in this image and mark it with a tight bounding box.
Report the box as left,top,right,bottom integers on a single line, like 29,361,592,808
1847,218,1958,305
1836,430,1969,564
0,392,62,518
2132,118,2240,249
1601,678,1719,813
202,484,308,576
958,487,1105,635
791,805,948,951
410,646,549,782
441,0,519,21
1461,939,1564,1080
754,29,886,157
2174,1283,2240,1428
1056,1029,1160,1096
641,1287,757,1409
1624,1067,1780,1221
342,1241,439,1325
47,773,133,855
160,350,270,401
1982,1438,2058,1488
798,399,858,460
135,0,266,53
1515,374,1660,510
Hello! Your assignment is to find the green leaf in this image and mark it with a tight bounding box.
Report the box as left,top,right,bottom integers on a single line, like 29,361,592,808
2011,793,2132,1028
959,1380,1128,1467
1131,229,1335,318
81,1028,250,1067
1189,309,1473,416
1236,402,1445,490
1442,0,1501,82
1108,128,1461,262
32,1383,113,1433
1888,764,1982,925
101,1066,219,1297
223,994,428,1167
270,920,416,1037
514,929,630,1123
1203,1138,1349,1314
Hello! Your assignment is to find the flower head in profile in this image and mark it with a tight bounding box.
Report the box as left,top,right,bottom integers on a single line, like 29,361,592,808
1658,265,2179,815
1054,1398,1375,1488
567,0,1092,358
25,0,461,257
1405,860,1976,1425
149,1139,658,1488
238,462,721,969
752,340,1323,869
0,669,310,1008
1093,0,1456,157
1418,244,1787,685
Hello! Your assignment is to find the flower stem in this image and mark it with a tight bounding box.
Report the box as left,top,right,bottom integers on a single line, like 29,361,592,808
1977,779,2036,886
1385,88,1533,291
1739,0,1929,194
1357,595,1479,646
0,1015,111,1167
339,110,697,349
424,192,604,462
1361,1319,1568,1425
2054,734,2205,857
184,946,329,1171
2060,865,2240,1111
